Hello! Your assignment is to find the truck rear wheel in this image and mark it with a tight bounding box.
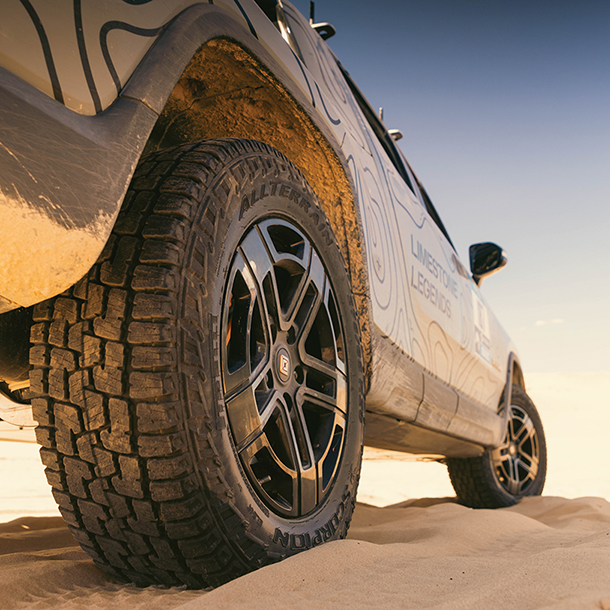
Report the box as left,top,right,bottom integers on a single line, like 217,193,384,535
447,385,547,508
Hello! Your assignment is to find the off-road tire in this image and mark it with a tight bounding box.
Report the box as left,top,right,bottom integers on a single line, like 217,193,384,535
447,385,547,508
29,138,365,588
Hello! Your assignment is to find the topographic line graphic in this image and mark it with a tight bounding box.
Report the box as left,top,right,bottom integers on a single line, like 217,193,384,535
19,0,64,104
232,0,257,38
284,6,347,106
99,20,166,96
362,166,394,312
288,47,315,108
74,0,101,113
314,82,340,125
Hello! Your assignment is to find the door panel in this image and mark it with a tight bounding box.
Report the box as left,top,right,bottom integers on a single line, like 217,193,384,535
283,3,506,416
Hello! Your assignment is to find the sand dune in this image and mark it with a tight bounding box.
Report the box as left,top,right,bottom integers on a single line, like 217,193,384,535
1,496,609,610
1,373,609,608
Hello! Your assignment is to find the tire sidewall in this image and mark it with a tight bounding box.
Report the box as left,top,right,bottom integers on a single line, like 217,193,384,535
184,151,364,555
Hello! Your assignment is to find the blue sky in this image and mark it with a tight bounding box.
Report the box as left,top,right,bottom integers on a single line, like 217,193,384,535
293,0,610,372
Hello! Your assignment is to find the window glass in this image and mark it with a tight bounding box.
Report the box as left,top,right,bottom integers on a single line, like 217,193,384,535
406,160,455,250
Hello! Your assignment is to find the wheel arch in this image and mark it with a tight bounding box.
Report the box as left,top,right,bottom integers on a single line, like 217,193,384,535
122,7,372,380
511,358,526,391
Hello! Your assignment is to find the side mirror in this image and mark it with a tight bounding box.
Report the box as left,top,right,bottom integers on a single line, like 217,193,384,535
469,242,507,286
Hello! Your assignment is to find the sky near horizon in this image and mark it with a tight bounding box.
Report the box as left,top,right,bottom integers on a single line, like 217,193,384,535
291,0,610,373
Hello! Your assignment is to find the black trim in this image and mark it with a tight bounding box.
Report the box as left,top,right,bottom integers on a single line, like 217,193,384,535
233,0,258,38
73,0,101,114
19,0,64,104
100,21,166,96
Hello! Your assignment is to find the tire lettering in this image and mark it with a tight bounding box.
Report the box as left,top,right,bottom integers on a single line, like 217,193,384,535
289,188,301,205
273,529,289,547
272,491,351,549
289,533,311,550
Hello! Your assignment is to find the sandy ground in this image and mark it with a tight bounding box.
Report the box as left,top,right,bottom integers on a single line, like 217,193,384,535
0,372,608,609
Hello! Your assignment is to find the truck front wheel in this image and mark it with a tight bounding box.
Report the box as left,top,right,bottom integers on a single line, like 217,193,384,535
30,139,365,588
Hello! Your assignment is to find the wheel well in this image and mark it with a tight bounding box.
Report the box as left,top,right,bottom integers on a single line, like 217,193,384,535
512,359,526,390
142,38,371,381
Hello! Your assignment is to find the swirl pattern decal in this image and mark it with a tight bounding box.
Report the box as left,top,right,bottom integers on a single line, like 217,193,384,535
18,0,64,104
99,20,166,96
10,0,193,114
74,0,102,113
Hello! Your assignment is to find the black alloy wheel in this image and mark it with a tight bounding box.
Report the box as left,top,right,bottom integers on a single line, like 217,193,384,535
491,403,541,496
222,218,348,518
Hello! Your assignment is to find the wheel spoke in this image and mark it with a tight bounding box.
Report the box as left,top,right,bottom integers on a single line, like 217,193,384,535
225,362,274,449
299,466,318,515
239,225,275,287
258,220,312,330
222,251,271,398
508,416,517,443
506,458,521,495
515,456,536,483
301,249,327,313
301,357,347,414
316,415,346,497
239,227,281,339
493,404,541,496
258,219,312,270
281,251,323,334
296,260,346,381
278,395,320,515
296,384,347,499
223,218,352,519
515,416,535,450
238,428,300,517
291,249,327,333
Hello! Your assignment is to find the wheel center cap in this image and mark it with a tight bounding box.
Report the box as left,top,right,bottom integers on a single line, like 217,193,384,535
276,348,291,383
508,443,517,456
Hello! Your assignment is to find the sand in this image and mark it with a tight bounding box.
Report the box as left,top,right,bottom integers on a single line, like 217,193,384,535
1,496,609,610
0,372,608,609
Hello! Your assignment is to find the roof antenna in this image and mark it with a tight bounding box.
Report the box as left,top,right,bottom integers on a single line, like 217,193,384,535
309,1,337,40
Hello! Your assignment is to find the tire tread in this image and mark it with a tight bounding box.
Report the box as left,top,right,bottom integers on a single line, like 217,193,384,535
31,139,362,588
